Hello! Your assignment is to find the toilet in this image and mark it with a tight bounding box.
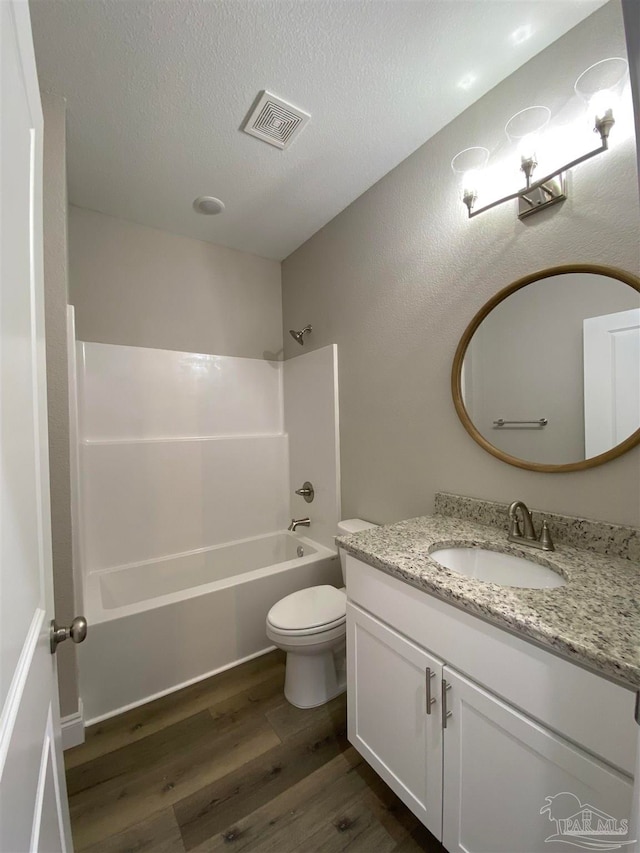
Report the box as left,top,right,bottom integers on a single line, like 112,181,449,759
266,518,377,709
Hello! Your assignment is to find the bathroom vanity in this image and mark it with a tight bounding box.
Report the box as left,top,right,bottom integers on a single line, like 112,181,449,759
338,500,640,852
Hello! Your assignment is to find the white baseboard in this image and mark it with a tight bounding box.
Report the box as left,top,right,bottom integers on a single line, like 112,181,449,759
61,699,85,750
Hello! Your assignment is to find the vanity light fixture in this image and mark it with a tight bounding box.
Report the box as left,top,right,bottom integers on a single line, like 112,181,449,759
451,146,490,214
452,57,628,221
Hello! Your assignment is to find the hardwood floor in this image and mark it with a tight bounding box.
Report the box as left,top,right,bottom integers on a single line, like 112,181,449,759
65,651,445,853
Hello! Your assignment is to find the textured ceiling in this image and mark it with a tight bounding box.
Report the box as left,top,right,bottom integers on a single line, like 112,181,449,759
31,0,605,260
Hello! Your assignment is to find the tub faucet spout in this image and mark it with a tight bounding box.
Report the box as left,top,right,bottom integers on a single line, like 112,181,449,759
288,517,310,532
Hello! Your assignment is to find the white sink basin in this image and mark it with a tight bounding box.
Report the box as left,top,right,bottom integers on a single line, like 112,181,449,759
430,547,566,589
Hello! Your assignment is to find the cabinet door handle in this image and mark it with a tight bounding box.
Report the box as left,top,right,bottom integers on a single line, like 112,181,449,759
442,679,452,729
425,667,436,714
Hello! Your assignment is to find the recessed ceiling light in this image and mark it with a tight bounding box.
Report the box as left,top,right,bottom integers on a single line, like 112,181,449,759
193,196,225,215
458,74,477,91
511,25,532,46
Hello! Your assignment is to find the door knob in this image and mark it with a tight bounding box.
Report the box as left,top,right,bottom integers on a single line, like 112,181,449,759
50,616,88,654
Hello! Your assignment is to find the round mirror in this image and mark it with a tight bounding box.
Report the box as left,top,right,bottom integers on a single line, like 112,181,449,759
452,265,640,472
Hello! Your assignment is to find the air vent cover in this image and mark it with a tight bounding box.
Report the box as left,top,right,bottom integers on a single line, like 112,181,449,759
243,91,310,150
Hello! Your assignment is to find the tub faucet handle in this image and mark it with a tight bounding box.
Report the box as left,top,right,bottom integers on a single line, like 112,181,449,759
295,482,315,503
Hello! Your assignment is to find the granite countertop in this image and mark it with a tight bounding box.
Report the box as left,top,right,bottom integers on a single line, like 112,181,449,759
337,514,640,690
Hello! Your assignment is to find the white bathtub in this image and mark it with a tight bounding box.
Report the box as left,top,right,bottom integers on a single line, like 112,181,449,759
80,532,341,723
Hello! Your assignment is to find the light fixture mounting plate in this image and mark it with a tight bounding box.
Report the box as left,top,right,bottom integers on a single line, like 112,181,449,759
518,173,567,220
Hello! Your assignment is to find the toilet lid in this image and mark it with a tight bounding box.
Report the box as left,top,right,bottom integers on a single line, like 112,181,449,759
268,585,346,631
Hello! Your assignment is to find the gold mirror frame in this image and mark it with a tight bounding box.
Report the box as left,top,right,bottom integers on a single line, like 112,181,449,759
452,264,640,473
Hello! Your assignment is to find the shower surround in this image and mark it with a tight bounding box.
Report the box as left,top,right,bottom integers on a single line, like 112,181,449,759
72,341,341,722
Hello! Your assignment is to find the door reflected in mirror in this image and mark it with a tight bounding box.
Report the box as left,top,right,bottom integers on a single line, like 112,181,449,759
453,265,640,472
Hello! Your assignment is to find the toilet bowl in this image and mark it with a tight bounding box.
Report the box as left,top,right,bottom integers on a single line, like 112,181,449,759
266,518,377,709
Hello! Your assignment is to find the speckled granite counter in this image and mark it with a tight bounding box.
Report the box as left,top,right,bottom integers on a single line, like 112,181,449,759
337,514,640,690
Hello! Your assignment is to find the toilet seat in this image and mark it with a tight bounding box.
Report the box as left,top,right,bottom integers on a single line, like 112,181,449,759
266,620,346,649
267,616,345,638
267,585,346,636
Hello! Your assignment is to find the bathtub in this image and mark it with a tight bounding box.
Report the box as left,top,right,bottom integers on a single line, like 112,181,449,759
79,531,341,723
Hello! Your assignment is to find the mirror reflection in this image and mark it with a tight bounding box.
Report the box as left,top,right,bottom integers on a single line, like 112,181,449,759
459,269,640,468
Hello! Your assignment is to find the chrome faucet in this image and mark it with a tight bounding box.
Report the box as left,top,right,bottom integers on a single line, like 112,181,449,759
507,500,554,551
288,517,310,532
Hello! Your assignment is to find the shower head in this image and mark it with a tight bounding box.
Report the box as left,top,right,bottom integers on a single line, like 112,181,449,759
289,325,312,345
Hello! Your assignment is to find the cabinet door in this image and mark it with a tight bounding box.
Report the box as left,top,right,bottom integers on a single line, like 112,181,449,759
442,667,634,853
347,602,444,838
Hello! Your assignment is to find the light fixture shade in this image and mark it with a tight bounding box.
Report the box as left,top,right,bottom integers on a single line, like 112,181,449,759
451,147,490,199
505,106,550,158
574,57,628,123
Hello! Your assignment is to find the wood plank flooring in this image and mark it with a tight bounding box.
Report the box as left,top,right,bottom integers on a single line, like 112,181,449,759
65,651,445,853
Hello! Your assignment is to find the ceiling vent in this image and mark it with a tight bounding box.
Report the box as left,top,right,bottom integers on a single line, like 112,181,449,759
242,91,310,150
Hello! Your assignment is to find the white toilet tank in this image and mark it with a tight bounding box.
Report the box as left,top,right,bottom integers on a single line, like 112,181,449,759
337,518,378,583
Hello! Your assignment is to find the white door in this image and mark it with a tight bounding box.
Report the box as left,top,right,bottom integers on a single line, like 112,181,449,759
346,602,444,839
442,668,634,853
584,308,640,458
0,2,73,851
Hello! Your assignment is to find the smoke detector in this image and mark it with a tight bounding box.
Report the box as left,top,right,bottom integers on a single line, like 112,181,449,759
193,196,225,215
242,91,310,150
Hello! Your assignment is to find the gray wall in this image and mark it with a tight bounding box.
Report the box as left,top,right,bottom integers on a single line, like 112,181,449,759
622,0,640,190
69,206,283,359
282,1,640,528
42,93,78,718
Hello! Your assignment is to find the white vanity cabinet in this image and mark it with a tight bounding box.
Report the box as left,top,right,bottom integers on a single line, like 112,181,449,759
442,667,633,852
347,603,444,838
346,555,637,853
